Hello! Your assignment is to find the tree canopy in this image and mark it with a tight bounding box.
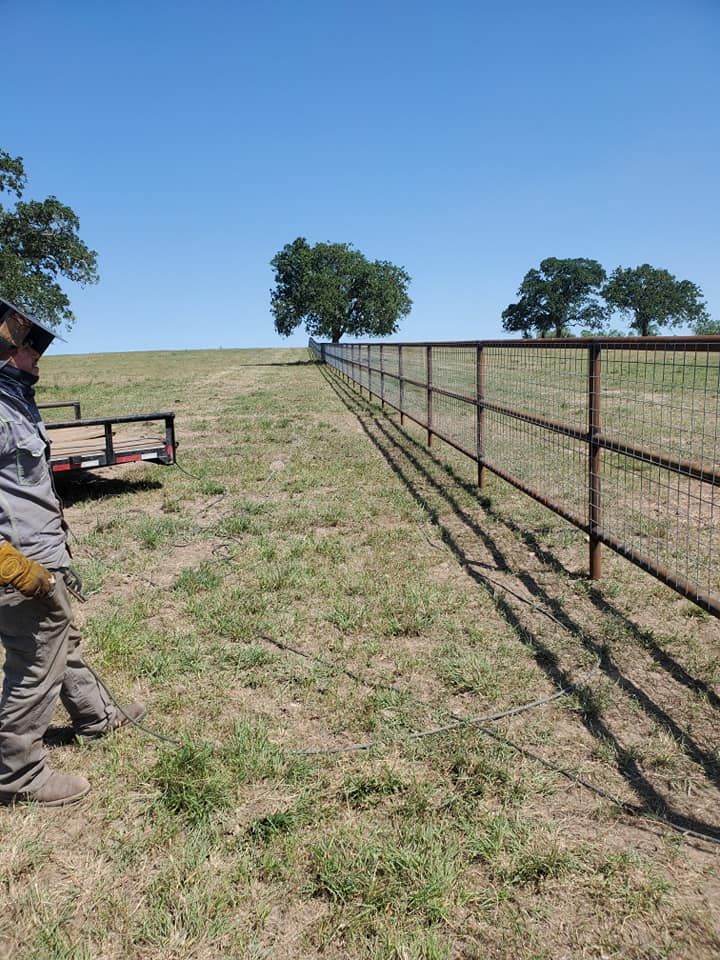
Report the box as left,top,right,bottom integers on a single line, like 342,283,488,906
602,264,710,336
270,237,412,343
501,257,607,338
0,147,98,329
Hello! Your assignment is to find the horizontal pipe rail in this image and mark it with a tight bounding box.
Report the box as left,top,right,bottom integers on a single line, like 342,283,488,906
323,335,720,350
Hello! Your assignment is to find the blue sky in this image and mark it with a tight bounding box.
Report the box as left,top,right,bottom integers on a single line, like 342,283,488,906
3,0,719,354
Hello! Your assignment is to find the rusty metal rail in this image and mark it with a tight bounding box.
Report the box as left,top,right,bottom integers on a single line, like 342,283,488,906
309,335,720,617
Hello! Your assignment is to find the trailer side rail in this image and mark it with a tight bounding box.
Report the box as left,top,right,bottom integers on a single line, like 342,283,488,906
45,411,176,473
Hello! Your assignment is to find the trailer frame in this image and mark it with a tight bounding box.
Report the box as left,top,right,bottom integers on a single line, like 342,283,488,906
39,402,176,474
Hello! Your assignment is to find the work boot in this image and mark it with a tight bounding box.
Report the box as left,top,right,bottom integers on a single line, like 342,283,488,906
76,702,147,741
11,771,90,807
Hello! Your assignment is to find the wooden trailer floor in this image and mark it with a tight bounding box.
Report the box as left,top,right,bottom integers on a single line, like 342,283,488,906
48,424,166,461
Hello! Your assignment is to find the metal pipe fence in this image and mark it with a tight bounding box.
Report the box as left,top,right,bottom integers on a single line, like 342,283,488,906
309,335,720,617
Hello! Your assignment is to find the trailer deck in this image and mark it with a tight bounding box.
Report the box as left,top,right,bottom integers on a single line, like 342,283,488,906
40,402,176,474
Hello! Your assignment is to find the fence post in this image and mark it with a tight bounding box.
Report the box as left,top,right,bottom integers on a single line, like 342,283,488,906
426,345,433,447
476,344,485,488
380,343,385,410
588,341,602,579
399,345,405,425
367,343,371,398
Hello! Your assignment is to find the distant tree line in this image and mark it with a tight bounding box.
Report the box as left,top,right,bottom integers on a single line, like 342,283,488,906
502,258,716,338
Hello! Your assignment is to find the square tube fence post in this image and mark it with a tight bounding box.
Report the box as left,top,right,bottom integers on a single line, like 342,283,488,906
399,345,405,425
367,343,371,398
476,344,485,488
380,343,385,410
426,344,433,447
588,342,602,579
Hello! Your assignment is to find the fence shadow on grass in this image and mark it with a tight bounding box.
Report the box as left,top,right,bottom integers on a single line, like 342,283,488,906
320,364,720,842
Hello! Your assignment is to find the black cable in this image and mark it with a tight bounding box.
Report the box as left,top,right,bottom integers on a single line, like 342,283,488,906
172,459,207,482
257,633,600,751
85,663,184,747
89,634,720,848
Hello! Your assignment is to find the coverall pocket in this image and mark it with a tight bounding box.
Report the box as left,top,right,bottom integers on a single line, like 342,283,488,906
15,434,47,486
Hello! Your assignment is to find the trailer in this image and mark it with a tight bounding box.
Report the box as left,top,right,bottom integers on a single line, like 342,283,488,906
39,401,176,474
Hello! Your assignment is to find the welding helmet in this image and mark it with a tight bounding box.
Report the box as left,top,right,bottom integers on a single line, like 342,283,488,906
0,297,64,356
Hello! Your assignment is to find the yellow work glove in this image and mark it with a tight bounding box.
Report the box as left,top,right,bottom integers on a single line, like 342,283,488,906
0,542,54,598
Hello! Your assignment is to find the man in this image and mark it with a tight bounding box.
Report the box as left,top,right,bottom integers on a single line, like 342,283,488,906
0,297,145,807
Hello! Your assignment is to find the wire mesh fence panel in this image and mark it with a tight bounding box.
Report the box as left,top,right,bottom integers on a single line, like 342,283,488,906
484,345,588,429
598,342,720,605
359,345,370,392
431,345,477,399
483,408,588,524
404,381,429,425
309,335,720,615
384,369,401,409
601,453,719,598
431,391,477,458
369,344,381,397
381,346,401,408
601,344,720,467
383,347,400,378
402,346,428,386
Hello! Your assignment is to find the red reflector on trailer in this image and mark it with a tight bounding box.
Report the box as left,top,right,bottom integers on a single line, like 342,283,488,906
116,453,142,463
52,463,72,472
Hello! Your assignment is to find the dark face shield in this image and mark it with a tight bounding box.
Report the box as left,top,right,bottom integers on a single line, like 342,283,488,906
23,324,56,355
0,298,61,356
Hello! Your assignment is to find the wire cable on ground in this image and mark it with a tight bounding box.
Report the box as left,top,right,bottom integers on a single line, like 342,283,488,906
72,535,720,848
61,459,720,847
90,637,720,848
256,632,600,754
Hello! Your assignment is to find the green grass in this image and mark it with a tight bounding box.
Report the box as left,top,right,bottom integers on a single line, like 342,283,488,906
0,346,718,960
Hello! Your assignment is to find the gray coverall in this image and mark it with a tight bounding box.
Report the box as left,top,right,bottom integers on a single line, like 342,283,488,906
0,385,119,800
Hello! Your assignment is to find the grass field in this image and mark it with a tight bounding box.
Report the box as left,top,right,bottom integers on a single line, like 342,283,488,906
2,346,720,959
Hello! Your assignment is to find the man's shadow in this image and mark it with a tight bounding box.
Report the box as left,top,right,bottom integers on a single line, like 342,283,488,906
44,725,77,748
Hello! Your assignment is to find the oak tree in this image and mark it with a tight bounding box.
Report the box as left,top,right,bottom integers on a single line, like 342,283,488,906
602,264,710,336
501,257,607,338
271,237,411,343
502,257,606,337
0,147,98,329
